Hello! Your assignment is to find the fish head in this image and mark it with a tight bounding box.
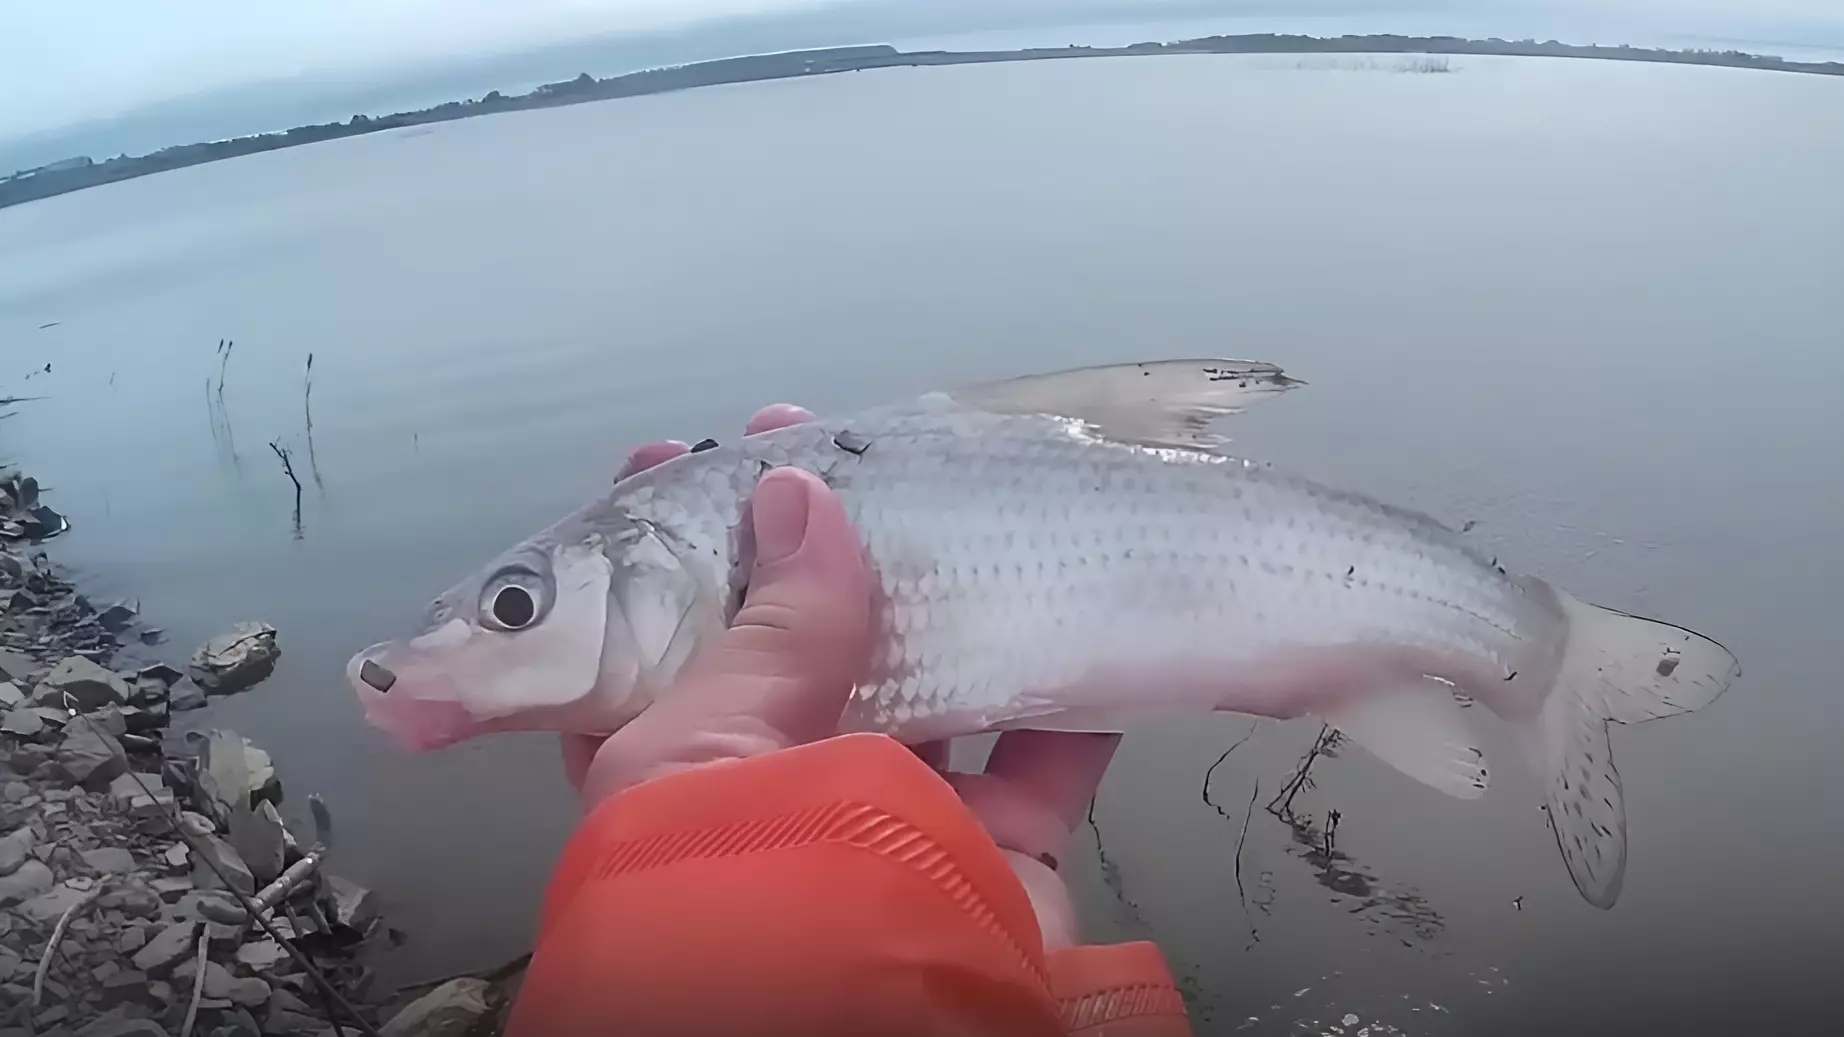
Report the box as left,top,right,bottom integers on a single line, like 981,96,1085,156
348,511,731,751
347,526,635,750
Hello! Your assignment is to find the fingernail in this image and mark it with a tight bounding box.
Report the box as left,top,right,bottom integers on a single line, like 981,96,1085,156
752,470,810,565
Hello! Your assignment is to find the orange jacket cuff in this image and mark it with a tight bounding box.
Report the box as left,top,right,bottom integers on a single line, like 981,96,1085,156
506,733,1191,1037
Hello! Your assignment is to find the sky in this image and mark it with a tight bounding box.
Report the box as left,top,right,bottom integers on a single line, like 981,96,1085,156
4,0,1842,149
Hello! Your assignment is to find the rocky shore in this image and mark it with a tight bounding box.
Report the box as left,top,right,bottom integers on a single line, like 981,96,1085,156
0,469,506,1037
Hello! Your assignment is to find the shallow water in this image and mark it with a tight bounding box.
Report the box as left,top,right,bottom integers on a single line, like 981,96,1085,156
2,53,1841,1034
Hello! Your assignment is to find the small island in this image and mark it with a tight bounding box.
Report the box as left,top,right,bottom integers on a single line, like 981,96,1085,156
4,32,1840,212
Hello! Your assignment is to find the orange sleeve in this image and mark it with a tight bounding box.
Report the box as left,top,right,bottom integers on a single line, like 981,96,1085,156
504,733,1191,1037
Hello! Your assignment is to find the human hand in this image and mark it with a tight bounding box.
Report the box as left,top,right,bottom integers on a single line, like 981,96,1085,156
560,404,1120,950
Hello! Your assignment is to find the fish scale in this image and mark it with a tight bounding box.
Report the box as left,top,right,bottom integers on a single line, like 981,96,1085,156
349,358,1740,910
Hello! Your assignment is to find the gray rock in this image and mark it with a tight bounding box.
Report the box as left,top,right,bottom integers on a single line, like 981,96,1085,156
0,649,35,683
178,812,216,837
221,975,271,1009
161,844,189,871
379,978,491,1037
121,701,166,733
107,771,176,819
150,877,193,901
263,1007,323,1036
166,677,206,712
0,826,31,875
77,1017,169,1037
0,682,21,709
37,656,129,711
128,676,167,706
131,921,197,976
81,847,136,874
0,708,42,737
102,885,162,918
86,704,129,738
327,875,377,934
234,939,286,972
190,836,254,897
19,883,90,923
188,624,279,696
0,781,27,803
0,945,20,980
0,857,52,905
54,724,126,787
119,926,147,953
6,743,52,775
176,890,246,925
99,968,148,994
208,1013,261,1037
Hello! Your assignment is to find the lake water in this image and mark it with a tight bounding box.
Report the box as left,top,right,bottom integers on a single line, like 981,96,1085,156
3,53,1841,1035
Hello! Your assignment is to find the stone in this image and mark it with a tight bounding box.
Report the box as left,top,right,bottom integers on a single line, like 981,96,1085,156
54,724,126,787
176,890,246,925
107,771,176,819
19,883,90,923
132,921,198,976
77,1017,169,1037
209,1012,261,1037
0,826,31,875
234,939,286,971
0,945,20,980
0,781,26,802
100,968,148,994
97,603,137,633
178,812,216,837
87,704,129,738
190,836,254,897
0,682,20,709
0,649,35,683
379,978,491,1037
33,1005,69,1027
166,677,206,712
221,975,270,1009
119,926,147,953
188,624,279,696
81,847,136,874
121,702,166,733
37,656,129,711
150,877,193,901
326,876,377,934
6,743,51,775
263,1007,323,1036
161,844,189,871
128,676,167,707
0,857,52,905
104,885,162,918
0,708,41,737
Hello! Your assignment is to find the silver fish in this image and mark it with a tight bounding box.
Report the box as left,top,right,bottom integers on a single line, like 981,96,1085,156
348,358,1739,909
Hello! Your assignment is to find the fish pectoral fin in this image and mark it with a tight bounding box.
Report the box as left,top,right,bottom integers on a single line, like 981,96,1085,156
947,358,1304,451
1321,681,1490,800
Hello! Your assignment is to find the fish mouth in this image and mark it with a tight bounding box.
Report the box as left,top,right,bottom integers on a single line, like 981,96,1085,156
346,643,481,752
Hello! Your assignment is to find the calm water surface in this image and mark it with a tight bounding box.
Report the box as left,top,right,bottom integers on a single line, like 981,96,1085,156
2,54,1841,1035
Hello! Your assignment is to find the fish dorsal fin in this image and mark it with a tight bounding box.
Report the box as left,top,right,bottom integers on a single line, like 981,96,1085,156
947,358,1304,451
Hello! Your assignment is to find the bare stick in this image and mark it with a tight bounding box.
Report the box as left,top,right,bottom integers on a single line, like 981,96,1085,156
268,440,304,535
253,845,326,913
303,353,324,491
1234,779,1260,913
32,884,105,1008
179,924,209,1037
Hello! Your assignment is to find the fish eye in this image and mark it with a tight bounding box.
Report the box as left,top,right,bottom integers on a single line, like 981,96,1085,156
478,565,550,632
491,585,536,629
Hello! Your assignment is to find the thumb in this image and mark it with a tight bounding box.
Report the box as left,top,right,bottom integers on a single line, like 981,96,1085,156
580,466,872,801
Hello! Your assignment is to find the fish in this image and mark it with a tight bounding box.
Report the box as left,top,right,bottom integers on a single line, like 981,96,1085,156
347,358,1740,909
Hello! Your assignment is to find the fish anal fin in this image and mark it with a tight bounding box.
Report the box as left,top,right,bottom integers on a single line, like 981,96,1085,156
949,358,1304,451
1321,681,1490,800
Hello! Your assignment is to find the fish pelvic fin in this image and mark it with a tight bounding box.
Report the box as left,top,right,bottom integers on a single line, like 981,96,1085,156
947,358,1303,451
1322,681,1491,800
1519,588,1741,909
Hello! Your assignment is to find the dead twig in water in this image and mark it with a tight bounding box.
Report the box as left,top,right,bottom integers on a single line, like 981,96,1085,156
214,338,234,400
303,352,325,492
1235,779,1260,934
32,884,106,1010
268,440,304,537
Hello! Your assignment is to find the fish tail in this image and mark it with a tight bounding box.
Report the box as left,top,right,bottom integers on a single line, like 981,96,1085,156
1517,587,1741,908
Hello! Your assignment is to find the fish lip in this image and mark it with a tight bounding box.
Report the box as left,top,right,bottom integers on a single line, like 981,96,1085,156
346,644,477,752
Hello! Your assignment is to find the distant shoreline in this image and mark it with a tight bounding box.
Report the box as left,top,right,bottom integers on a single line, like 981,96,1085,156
4,32,1840,212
